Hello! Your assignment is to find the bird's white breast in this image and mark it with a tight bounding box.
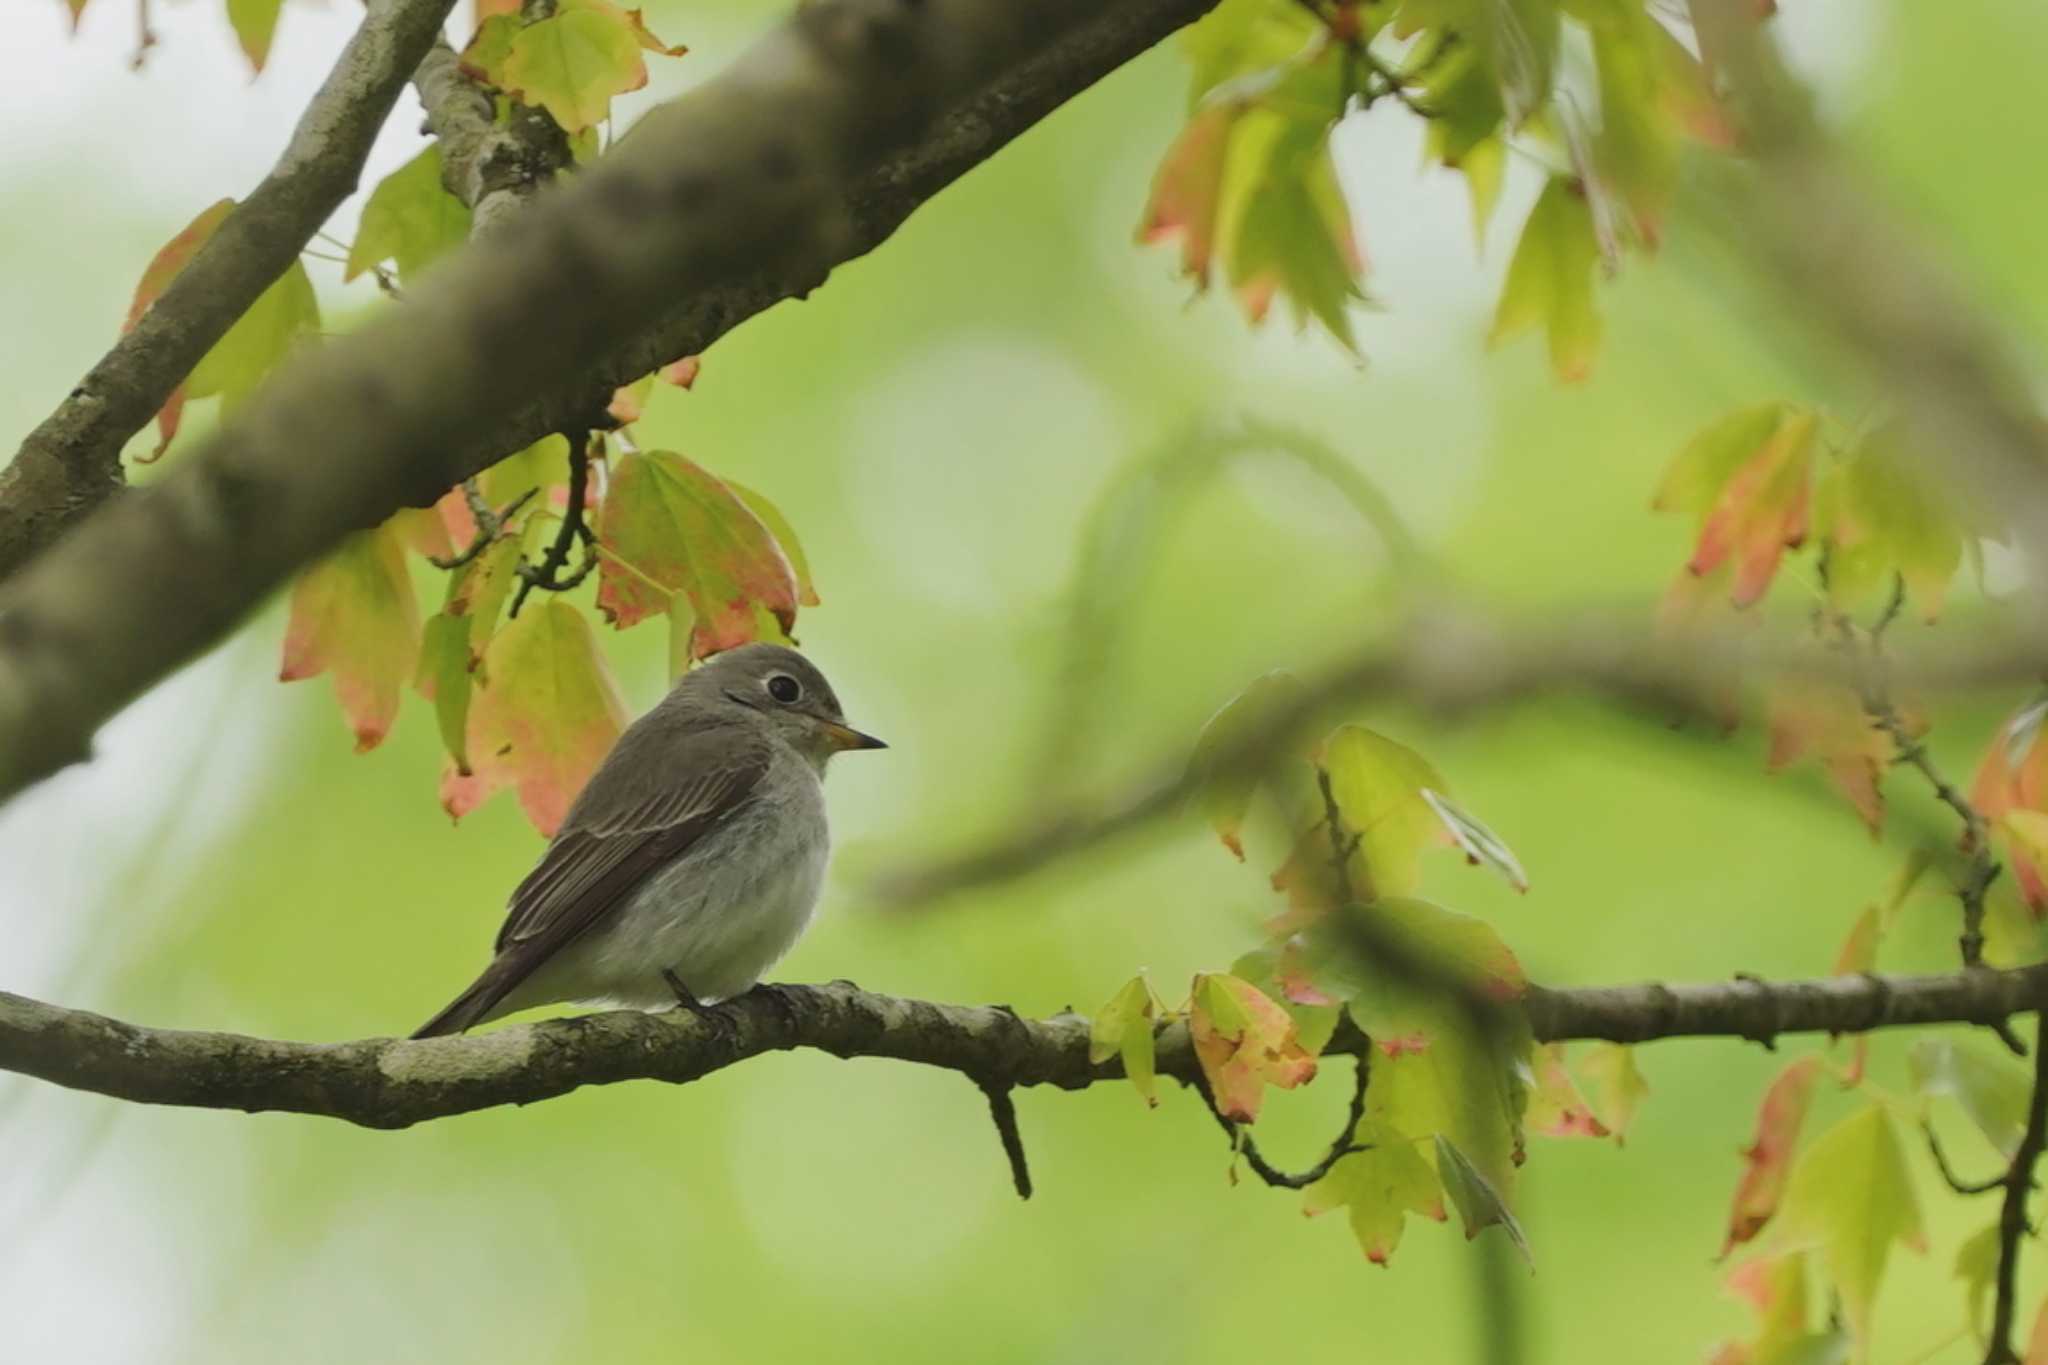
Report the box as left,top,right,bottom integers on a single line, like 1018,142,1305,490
523,752,831,1011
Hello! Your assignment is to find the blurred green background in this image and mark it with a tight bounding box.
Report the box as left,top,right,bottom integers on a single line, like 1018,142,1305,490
4,0,2047,1360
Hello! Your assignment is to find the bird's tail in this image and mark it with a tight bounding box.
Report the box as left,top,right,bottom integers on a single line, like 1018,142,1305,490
410,967,514,1039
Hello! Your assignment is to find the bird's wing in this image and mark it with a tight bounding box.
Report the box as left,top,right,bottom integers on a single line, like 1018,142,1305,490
491,758,768,962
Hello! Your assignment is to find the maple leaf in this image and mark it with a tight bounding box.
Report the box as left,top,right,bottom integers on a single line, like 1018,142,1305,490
1577,1043,1648,1143
1765,681,1906,834
1813,423,1967,623
1655,402,1819,607
460,13,521,86
1223,115,1366,352
500,6,648,134
186,259,321,415
1137,103,1235,287
1956,1222,2001,1336
658,356,701,388
125,198,234,460
1829,905,1881,1083
1490,176,1603,382
1910,1039,2031,1160
347,146,472,286
1302,1122,1446,1265
1187,972,1318,1123
1971,702,2048,916
722,480,819,609
279,524,421,753
1776,1103,1925,1343
1710,1255,1823,1365
1524,1044,1609,1140
1185,671,1309,861
595,450,802,657
227,0,284,73
1088,975,1163,1108
1721,1055,1823,1256
1310,725,1526,902
446,600,629,836
413,537,523,772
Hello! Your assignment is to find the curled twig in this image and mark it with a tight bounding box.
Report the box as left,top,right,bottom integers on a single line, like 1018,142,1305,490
1922,1121,2007,1196
509,428,598,616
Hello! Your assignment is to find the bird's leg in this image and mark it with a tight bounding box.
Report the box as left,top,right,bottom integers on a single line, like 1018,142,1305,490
662,969,711,1014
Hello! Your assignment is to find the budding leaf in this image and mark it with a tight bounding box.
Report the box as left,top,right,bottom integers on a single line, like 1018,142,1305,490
596,450,802,656
1188,972,1317,1123
279,524,421,753
1776,1103,1925,1343
1489,176,1602,383
1721,1055,1823,1256
1088,975,1161,1107
446,600,628,836
348,146,472,286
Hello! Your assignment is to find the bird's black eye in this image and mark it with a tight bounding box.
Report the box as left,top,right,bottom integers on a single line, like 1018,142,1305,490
766,673,802,704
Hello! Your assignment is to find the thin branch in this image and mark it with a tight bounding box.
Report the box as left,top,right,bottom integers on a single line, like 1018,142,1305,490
429,483,536,570
1986,1023,2048,1365
4,964,2048,1130
1197,1052,1372,1189
977,1080,1033,1199
1923,1121,2008,1196
0,0,462,581
0,0,1228,805
508,429,596,615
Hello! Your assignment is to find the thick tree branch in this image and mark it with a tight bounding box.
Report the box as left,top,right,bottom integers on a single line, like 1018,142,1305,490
4,965,2046,1131
413,36,571,237
0,0,1220,805
0,0,461,582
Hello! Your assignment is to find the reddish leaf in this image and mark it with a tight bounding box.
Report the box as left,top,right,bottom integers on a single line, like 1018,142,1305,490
608,373,656,424
1973,703,2048,916
125,198,234,459
278,525,421,753
2028,1298,2048,1365
1656,403,1818,608
1710,1255,1816,1365
1721,1056,1824,1256
1579,1043,1649,1143
1188,972,1318,1122
658,356,701,388
595,449,801,656
1525,1044,1609,1139
1138,103,1236,286
452,600,628,836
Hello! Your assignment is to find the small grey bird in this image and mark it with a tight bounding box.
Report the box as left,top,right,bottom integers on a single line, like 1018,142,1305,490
412,643,884,1038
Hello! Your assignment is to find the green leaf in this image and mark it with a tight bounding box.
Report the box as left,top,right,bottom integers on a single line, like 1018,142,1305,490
1219,112,1364,352
595,450,802,657
1815,423,1966,622
1956,1222,2000,1334
479,433,570,511
279,525,420,753
1581,0,1681,244
1434,1134,1531,1259
459,13,522,86
347,145,472,285
186,259,320,413
413,537,523,772
1088,975,1161,1107
1420,787,1528,892
1179,0,1322,110
1909,1038,2031,1159
1319,725,1455,900
723,480,820,608
1489,176,1602,382
442,600,628,836
1302,1125,1444,1265
1715,1255,1820,1365
1188,972,1318,1122
1524,1043,1609,1139
1185,671,1307,860
500,7,647,134
226,0,284,72
124,198,235,459
1777,1104,1926,1342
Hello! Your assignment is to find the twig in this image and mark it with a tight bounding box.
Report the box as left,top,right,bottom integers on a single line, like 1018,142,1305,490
1985,1019,2048,1364
429,483,536,570
976,1079,1033,1199
129,0,158,70
1923,1121,2008,1196
1196,1051,1373,1189
508,430,597,616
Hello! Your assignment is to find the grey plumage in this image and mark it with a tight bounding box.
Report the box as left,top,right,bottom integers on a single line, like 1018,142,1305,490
412,643,882,1038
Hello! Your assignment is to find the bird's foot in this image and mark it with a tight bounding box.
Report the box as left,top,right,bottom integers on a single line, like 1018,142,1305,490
662,968,711,1013
663,970,747,1046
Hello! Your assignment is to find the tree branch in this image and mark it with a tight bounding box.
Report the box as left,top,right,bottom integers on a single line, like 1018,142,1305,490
0,0,461,582
4,964,2046,1131
1985,1022,2048,1365
0,0,1222,806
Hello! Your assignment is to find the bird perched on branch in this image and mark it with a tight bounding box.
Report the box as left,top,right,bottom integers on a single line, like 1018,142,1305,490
412,643,885,1038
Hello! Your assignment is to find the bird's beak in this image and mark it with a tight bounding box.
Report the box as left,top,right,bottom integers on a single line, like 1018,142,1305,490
820,720,888,752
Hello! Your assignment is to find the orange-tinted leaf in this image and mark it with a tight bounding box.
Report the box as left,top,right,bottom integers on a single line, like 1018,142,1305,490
2028,1297,2048,1365
1138,103,1236,286
658,356,701,388
1711,1255,1816,1365
723,480,819,608
1579,1043,1648,1142
1721,1056,1823,1256
1972,702,2048,916
595,449,801,655
1766,682,1902,834
454,600,628,836
1689,408,1818,606
1188,972,1318,1122
125,198,234,459
1525,1044,1609,1139
279,525,421,753
609,373,657,424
